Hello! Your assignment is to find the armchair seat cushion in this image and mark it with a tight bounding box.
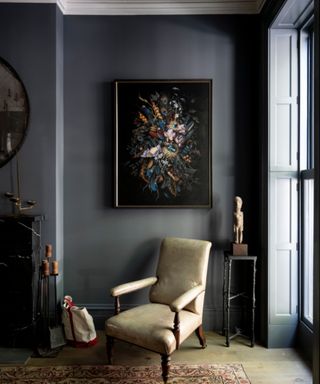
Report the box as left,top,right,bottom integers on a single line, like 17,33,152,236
105,303,202,355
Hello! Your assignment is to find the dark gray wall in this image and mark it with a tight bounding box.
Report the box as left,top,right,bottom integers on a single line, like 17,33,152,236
0,4,57,251
0,5,260,332
63,15,259,330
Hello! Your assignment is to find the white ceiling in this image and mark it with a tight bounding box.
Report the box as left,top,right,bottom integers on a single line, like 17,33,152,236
0,0,267,15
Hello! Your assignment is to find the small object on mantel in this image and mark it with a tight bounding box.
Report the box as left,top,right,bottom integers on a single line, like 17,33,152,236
3,158,37,215
231,196,248,256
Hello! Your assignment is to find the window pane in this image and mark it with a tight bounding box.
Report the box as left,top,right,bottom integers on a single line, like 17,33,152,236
302,177,313,325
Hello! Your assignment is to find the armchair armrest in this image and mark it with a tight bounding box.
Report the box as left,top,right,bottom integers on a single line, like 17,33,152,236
110,276,158,297
170,285,205,312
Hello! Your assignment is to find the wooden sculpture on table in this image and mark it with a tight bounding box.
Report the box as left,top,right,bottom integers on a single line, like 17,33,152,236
231,196,248,256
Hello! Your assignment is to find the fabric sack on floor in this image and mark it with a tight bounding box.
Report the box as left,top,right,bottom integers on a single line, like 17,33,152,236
62,295,97,347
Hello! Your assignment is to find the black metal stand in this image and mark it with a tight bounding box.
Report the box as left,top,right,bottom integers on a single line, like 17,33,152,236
222,252,257,347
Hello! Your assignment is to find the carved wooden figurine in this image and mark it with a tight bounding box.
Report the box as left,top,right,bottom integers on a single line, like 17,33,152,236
232,196,248,256
233,196,244,244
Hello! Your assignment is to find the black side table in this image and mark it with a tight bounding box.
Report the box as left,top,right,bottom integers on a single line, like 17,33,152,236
222,252,257,347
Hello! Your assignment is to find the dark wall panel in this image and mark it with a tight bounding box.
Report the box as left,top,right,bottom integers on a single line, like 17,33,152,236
63,15,259,329
0,4,57,250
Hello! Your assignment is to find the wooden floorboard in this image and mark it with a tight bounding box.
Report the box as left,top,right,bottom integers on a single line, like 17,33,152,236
26,330,312,383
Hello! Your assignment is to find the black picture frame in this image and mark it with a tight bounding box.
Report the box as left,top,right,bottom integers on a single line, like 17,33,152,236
114,79,212,208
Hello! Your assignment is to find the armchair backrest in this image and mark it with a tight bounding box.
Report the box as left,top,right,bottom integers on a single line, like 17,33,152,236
149,237,212,315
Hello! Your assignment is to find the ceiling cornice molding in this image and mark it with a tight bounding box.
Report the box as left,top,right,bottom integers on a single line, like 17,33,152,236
0,0,55,3
0,0,267,15
59,1,263,15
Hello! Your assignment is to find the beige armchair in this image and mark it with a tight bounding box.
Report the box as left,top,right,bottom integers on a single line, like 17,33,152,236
105,237,212,383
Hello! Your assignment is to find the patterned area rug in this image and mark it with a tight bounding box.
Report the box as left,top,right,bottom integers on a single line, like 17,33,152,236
0,363,251,383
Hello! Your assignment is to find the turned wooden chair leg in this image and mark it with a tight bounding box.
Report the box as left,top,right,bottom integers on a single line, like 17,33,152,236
173,312,180,349
195,325,207,348
161,354,171,383
106,336,114,364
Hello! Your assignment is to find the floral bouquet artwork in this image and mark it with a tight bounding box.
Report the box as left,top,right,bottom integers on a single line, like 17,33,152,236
114,80,212,208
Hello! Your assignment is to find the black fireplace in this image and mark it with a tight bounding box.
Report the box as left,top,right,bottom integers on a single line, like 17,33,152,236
0,215,42,347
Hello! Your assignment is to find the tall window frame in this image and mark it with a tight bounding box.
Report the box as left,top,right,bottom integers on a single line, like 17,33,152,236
300,20,314,330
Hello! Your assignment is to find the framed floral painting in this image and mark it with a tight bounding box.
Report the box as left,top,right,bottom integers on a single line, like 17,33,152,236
114,80,212,208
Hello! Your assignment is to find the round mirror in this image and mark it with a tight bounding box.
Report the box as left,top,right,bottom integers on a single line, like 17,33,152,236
0,57,29,168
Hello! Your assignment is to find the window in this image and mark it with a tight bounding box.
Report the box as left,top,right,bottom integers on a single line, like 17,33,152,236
268,0,315,352
300,22,314,328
